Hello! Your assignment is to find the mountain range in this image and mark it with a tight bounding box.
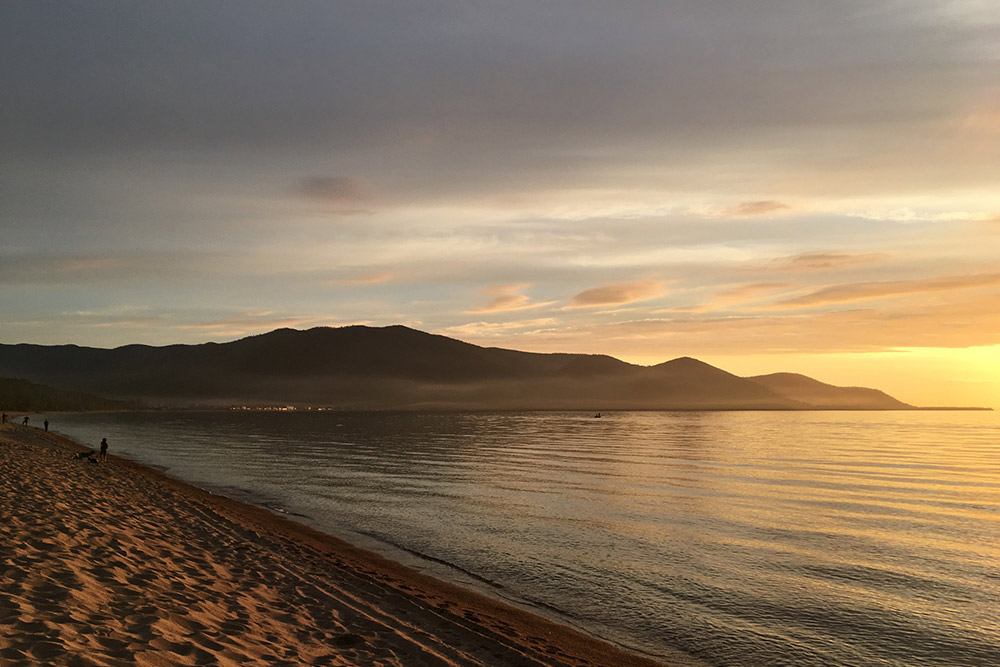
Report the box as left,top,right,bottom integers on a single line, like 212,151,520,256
0,325,919,411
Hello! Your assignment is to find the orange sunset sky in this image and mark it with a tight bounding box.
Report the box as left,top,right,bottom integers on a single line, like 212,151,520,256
1,2,998,407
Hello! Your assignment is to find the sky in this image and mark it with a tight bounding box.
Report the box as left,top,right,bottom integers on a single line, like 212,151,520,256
2,1,999,408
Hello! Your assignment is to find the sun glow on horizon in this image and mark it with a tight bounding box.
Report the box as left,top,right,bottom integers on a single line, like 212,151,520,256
670,346,1000,410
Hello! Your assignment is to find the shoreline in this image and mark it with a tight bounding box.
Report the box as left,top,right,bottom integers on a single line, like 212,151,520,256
1,422,670,666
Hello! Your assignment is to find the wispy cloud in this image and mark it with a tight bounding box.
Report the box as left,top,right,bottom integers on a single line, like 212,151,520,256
467,284,556,314
0,252,220,285
614,294,1000,353
61,305,166,330
724,201,791,217
437,318,558,339
298,175,372,202
569,281,663,308
177,312,357,335
755,251,889,273
844,207,986,223
326,272,395,287
716,282,791,300
455,292,1000,358
770,272,1000,309
666,282,791,314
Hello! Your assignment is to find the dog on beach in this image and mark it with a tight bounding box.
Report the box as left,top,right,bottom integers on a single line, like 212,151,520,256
71,450,98,463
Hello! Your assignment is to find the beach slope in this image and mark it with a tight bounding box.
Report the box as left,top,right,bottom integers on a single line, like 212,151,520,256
0,423,666,666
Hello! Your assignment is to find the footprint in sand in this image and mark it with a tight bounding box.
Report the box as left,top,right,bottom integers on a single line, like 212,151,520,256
149,637,196,656
13,618,52,635
126,570,159,586
95,635,135,660
27,638,68,661
333,632,366,648
123,613,159,640
0,646,27,662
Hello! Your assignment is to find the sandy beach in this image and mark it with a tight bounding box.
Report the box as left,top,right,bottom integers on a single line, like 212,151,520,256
0,421,665,667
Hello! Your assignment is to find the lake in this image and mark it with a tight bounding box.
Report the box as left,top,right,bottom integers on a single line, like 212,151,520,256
51,410,1000,666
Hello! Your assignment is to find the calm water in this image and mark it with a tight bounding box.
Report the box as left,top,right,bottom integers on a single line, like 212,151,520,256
51,410,1000,666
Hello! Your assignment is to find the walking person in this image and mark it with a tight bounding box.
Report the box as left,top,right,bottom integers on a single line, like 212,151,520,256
22,416,29,426
99,438,109,462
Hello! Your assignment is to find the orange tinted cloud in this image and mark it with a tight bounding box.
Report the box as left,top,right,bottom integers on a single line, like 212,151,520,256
468,292,1000,357
716,282,790,300
570,281,663,308
468,284,556,314
725,200,790,217
673,282,789,313
771,272,1000,309
757,251,888,273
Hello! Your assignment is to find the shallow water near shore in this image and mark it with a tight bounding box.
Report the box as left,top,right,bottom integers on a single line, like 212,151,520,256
52,410,1000,666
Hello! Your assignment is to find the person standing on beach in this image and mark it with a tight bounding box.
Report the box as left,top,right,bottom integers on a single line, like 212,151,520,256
44,419,49,432
99,438,109,461
1,412,6,424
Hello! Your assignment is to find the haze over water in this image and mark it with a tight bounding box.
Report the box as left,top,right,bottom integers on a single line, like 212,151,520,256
54,410,1000,666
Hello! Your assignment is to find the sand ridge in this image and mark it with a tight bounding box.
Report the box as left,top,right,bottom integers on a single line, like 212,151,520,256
0,423,667,666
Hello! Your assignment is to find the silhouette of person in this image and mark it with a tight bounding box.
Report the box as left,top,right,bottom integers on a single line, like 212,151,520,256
22,416,29,426
99,438,109,462
44,419,49,432
1,412,6,424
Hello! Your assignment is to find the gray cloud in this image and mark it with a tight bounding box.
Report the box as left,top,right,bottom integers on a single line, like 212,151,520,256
298,176,373,204
0,251,224,285
296,175,376,215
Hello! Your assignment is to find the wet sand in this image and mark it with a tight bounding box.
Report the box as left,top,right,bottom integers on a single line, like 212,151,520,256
0,422,666,666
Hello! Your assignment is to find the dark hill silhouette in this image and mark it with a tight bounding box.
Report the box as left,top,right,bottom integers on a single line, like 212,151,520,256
748,373,913,409
0,376,139,412
0,325,915,410
633,357,812,410
223,326,578,380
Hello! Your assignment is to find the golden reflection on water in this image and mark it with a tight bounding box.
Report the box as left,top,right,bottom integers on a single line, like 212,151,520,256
53,409,1000,667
